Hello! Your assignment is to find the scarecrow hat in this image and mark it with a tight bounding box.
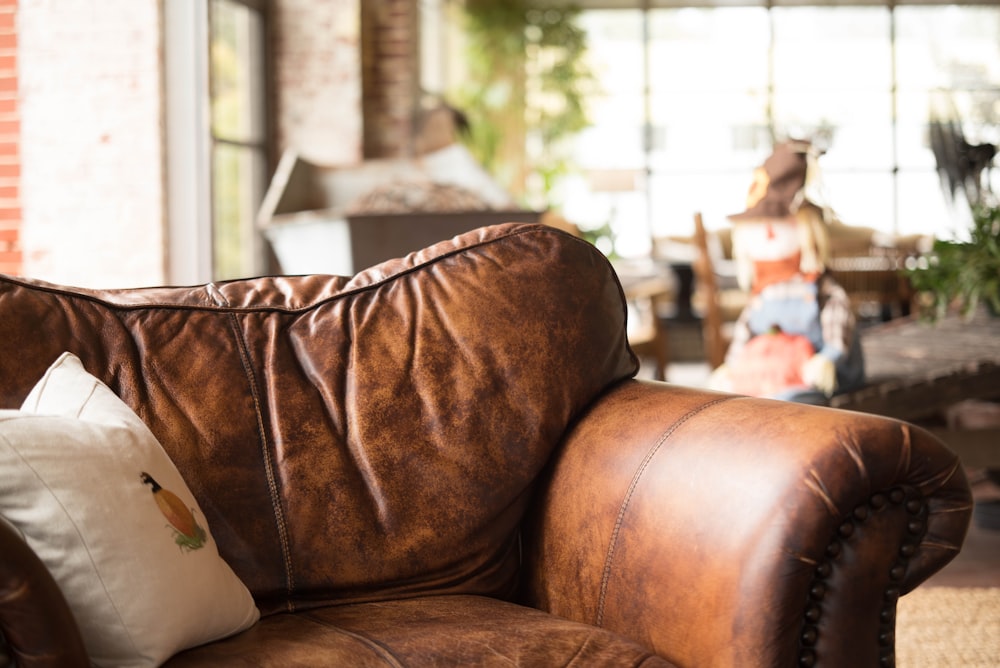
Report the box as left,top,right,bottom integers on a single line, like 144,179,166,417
729,140,812,221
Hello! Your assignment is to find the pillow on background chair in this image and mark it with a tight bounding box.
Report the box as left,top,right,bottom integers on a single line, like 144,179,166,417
0,352,259,668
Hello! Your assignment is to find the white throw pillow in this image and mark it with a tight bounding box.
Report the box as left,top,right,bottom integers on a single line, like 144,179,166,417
0,352,259,667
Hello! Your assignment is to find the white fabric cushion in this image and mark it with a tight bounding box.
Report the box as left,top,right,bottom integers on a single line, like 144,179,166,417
0,352,259,667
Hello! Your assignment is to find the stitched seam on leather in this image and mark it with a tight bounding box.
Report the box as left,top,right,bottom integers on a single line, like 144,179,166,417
596,395,735,627
0,224,598,314
562,632,599,666
308,225,609,313
222,306,297,611
300,611,406,667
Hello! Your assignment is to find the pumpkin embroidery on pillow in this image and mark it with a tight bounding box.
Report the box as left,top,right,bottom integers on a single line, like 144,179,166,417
2,352,260,666
141,472,207,552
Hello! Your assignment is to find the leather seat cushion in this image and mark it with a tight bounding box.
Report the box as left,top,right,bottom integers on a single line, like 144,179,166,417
164,595,674,667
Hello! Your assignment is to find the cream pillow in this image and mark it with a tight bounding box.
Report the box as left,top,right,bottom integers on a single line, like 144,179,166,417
0,352,259,667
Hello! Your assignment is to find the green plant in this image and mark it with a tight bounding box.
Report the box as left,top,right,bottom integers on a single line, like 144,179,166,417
906,202,1000,320
451,1,594,207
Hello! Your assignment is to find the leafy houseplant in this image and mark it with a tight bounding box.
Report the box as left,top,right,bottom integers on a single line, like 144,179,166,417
906,202,1000,320
451,0,594,207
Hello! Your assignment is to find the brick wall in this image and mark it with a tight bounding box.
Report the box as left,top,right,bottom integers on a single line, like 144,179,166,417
270,0,419,164
360,0,419,159
272,0,364,165
0,0,19,276
11,1,406,285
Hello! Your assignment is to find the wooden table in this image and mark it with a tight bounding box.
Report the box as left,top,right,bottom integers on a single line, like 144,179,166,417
614,260,677,382
831,307,1000,468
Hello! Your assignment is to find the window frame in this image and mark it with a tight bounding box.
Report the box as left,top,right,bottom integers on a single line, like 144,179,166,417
547,1,1000,254
165,0,271,284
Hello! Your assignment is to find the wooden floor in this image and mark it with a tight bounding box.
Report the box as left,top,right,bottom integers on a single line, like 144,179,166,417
925,470,1000,588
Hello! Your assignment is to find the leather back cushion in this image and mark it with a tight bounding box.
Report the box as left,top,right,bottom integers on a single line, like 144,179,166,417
0,223,637,614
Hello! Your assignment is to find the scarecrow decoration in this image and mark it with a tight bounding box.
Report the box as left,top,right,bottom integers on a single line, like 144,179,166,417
709,141,865,405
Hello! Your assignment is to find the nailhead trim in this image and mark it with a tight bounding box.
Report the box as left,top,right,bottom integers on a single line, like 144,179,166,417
798,486,928,667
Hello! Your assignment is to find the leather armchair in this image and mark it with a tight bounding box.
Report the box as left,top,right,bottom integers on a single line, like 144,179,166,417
0,223,972,667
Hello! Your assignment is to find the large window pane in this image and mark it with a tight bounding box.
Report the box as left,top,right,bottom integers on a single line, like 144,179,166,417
579,11,645,97
212,144,266,279
822,172,895,235
896,6,1000,91
896,88,940,170
211,1,265,143
772,8,892,91
574,131,645,172
897,170,966,239
572,10,648,251
896,6,1000,189
649,8,770,93
650,91,770,172
772,90,894,169
576,9,645,172
210,0,267,280
648,171,752,240
568,4,1000,252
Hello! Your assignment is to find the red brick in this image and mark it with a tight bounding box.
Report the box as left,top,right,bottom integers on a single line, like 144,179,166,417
376,26,410,41
1,0,17,287
377,43,412,58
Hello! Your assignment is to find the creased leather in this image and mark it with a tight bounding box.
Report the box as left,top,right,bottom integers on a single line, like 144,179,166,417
165,595,675,667
521,380,972,667
0,221,973,667
0,518,88,667
0,223,636,616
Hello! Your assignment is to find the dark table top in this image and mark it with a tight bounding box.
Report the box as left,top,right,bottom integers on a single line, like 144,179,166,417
831,307,1000,421
859,307,1000,382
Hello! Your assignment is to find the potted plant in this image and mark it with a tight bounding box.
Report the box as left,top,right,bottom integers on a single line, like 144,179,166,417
450,1,594,207
906,201,1000,320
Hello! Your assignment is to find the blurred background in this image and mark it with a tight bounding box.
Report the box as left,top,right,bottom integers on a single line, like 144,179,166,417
3,0,997,592
0,0,996,289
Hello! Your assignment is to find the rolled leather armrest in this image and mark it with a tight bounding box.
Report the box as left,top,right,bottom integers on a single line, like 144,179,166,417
522,380,973,668
0,518,88,667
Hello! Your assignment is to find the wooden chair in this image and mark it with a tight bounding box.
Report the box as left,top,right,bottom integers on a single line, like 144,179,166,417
692,212,731,369
826,251,914,322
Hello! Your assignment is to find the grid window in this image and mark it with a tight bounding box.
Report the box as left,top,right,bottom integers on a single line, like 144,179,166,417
560,4,1000,258
209,0,268,280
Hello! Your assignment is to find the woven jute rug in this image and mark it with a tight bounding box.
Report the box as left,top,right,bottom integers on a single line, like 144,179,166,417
896,586,1000,667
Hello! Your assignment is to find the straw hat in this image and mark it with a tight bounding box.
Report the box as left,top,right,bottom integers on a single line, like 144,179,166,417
728,141,832,288
729,140,812,221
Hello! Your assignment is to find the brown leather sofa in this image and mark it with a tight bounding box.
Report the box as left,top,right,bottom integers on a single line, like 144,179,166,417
0,223,973,667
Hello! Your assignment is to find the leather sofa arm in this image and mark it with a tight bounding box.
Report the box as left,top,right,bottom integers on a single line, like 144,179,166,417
0,519,88,668
522,380,973,668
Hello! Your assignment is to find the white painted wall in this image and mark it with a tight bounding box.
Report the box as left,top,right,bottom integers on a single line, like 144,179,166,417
19,0,166,288
16,0,365,288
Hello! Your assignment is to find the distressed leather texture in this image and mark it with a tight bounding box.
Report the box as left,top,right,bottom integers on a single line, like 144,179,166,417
0,223,973,666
